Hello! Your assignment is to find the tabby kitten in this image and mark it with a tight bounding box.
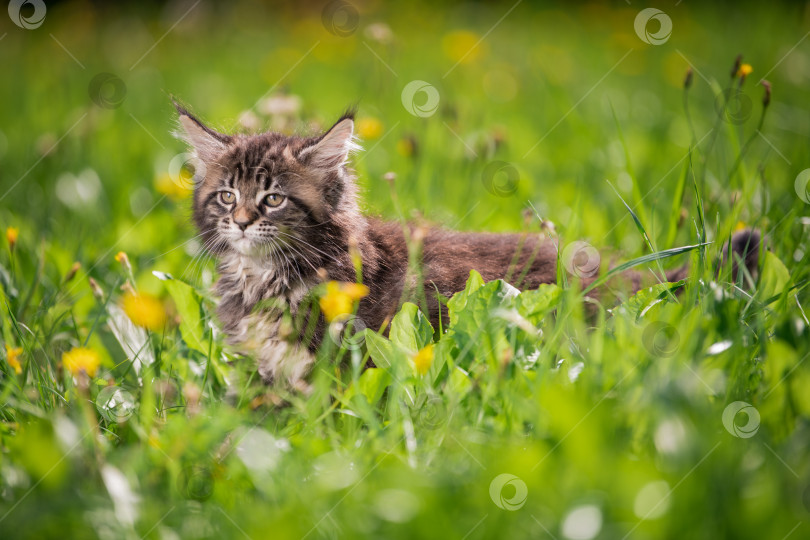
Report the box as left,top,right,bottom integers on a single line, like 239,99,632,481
175,104,760,386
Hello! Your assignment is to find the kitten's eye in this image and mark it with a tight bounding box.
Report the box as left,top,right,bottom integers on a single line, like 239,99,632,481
219,191,236,204
264,193,285,208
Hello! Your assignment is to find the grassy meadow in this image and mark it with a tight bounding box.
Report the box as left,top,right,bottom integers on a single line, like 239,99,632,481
2,0,810,538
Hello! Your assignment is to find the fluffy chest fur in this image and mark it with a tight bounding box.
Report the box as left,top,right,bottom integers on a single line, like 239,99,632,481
215,253,311,344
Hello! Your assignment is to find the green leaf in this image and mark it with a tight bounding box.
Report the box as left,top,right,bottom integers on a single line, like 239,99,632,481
345,368,391,406
389,302,434,353
616,280,685,322
159,272,207,355
363,330,399,369
446,366,473,397
756,251,791,305
516,284,562,323
447,270,485,326
582,242,709,296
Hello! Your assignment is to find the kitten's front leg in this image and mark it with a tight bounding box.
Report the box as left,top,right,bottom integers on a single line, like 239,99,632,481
256,339,315,390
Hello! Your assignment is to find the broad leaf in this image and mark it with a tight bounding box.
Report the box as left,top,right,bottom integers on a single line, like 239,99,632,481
389,302,434,353
345,367,391,406
616,280,685,322
155,272,208,355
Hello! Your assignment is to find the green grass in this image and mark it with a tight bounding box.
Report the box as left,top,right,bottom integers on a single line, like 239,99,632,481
2,1,810,538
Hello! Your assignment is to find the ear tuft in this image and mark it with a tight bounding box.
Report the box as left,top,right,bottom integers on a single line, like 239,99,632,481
299,116,361,169
173,101,231,162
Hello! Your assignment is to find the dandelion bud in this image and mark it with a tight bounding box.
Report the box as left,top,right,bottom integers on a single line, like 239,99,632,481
522,208,534,228
540,219,557,236
88,277,105,301
731,54,742,79
678,208,688,229
121,281,136,296
64,262,81,283
5,227,18,251
183,382,201,415
683,67,693,89
737,63,753,85
383,172,397,185
761,80,772,108
411,226,427,244
114,251,131,273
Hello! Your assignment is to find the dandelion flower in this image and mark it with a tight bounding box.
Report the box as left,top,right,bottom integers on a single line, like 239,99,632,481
122,292,167,331
396,137,417,158
412,344,434,375
5,344,22,375
319,281,369,322
442,30,483,64
342,282,370,301
62,347,101,378
357,117,383,140
6,227,18,250
154,172,192,200
737,63,753,78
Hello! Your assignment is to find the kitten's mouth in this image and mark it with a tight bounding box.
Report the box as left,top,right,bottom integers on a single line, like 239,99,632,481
232,236,255,254
228,232,277,257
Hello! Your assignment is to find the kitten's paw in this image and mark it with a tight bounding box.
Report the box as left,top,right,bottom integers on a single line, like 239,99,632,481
257,340,314,388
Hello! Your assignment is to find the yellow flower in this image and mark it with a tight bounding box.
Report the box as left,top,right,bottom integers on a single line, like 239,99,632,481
319,281,369,322
6,227,18,250
154,172,192,200
737,63,753,78
5,344,22,375
735,221,747,231
122,292,167,330
412,344,434,375
357,117,383,140
396,137,416,157
442,30,484,64
62,347,101,378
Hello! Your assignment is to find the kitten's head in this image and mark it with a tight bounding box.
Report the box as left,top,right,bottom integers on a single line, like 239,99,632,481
174,103,361,265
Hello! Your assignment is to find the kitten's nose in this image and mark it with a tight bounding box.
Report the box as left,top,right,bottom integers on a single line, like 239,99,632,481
233,207,257,231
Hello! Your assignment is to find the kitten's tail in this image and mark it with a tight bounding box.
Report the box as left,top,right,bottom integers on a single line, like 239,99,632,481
664,228,762,284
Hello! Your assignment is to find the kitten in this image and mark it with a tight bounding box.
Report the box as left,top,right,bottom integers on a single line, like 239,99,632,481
175,104,761,386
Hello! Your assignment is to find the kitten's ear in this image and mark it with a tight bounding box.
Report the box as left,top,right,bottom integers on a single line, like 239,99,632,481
173,101,231,162
299,114,360,169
